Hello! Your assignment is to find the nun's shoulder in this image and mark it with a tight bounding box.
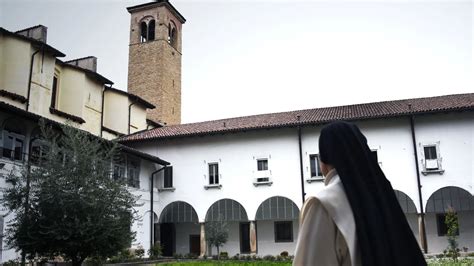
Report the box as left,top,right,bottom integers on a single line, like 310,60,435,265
300,196,322,223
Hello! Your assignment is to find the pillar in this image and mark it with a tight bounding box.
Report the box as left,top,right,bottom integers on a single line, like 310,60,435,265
250,220,257,254
418,214,428,253
200,222,207,258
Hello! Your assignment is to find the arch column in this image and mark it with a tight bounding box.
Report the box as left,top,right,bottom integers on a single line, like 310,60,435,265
199,222,206,258
418,214,427,253
249,220,257,254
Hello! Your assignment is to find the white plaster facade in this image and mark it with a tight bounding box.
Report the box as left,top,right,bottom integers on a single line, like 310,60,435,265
127,110,473,256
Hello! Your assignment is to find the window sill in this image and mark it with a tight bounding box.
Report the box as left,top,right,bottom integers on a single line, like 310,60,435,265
253,181,273,187
422,169,445,175
158,187,176,192
306,177,324,183
204,184,222,190
49,107,85,124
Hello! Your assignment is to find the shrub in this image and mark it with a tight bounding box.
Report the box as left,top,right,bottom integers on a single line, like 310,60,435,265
148,244,162,259
219,251,229,259
135,247,145,258
280,251,289,258
263,255,275,261
445,207,460,262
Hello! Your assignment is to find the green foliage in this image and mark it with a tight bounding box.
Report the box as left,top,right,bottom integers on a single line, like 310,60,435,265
135,247,145,258
148,243,163,259
2,120,139,266
219,251,229,259
263,255,276,261
445,207,460,262
280,251,289,258
205,217,229,258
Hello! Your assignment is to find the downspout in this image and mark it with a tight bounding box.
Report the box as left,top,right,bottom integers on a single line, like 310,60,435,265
26,48,41,111
150,166,166,250
128,102,136,134
100,86,110,137
297,116,306,204
409,113,428,253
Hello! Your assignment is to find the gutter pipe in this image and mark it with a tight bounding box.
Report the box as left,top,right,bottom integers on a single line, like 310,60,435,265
26,48,40,111
150,166,167,251
297,116,306,204
409,114,428,253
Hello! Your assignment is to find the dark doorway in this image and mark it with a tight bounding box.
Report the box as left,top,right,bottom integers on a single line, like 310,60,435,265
160,223,175,256
240,222,251,253
189,234,200,255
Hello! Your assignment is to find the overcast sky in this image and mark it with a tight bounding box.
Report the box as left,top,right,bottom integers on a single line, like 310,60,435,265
1,0,472,123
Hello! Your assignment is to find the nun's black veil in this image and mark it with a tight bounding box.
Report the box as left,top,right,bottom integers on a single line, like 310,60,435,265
319,121,426,266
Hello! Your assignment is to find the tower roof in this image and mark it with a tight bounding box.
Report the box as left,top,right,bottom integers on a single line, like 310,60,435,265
126,0,186,24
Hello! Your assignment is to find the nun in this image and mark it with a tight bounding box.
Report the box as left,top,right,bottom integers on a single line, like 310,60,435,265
293,121,426,266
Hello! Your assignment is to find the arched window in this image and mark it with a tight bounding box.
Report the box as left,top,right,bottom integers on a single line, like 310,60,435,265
2,120,25,161
168,21,177,48
140,21,148,43
140,19,156,43
148,20,155,41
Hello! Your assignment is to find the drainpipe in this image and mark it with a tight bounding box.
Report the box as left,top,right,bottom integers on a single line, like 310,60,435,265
26,48,41,111
128,102,136,134
409,113,428,253
100,86,110,137
297,116,306,204
150,166,166,251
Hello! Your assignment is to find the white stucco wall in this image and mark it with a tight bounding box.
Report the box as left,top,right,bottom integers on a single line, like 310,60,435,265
129,111,473,256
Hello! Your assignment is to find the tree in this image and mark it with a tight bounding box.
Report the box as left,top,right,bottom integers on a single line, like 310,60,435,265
205,217,229,259
1,120,139,266
445,206,460,261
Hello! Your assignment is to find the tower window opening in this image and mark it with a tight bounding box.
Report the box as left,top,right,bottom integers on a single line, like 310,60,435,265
148,20,155,41
168,21,177,48
140,21,148,43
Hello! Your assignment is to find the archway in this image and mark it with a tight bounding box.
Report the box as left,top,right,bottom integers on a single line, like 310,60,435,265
425,186,474,253
254,196,299,255
158,201,199,256
205,199,248,256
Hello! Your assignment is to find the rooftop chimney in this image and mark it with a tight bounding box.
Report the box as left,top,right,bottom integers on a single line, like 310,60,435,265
16,25,48,43
65,56,98,72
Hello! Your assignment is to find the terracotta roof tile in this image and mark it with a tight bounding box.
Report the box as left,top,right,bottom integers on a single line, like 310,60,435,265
119,93,473,142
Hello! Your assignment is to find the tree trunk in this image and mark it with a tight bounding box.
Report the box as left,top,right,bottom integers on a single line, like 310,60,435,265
216,246,220,260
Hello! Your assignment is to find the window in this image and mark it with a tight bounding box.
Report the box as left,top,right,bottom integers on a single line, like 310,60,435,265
208,163,219,185
309,154,322,177
422,143,443,174
257,159,268,171
424,146,438,170
148,20,155,41
274,221,293,242
29,137,50,165
2,122,25,161
113,163,126,182
50,74,59,108
140,19,155,43
436,213,459,236
140,22,148,43
127,159,140,188
164,166,173,188
168,21,177,48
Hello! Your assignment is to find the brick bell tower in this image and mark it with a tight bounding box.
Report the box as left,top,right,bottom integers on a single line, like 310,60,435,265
127,0,185,125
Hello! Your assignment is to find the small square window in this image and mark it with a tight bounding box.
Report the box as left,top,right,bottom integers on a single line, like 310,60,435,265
164,166,173,188
424,146,437,160
208,163,219,185
257,159,268,171
274,221,293,242
309,154,322,177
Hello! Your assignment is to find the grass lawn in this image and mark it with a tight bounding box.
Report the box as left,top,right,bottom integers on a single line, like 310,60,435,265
156,259,474,266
